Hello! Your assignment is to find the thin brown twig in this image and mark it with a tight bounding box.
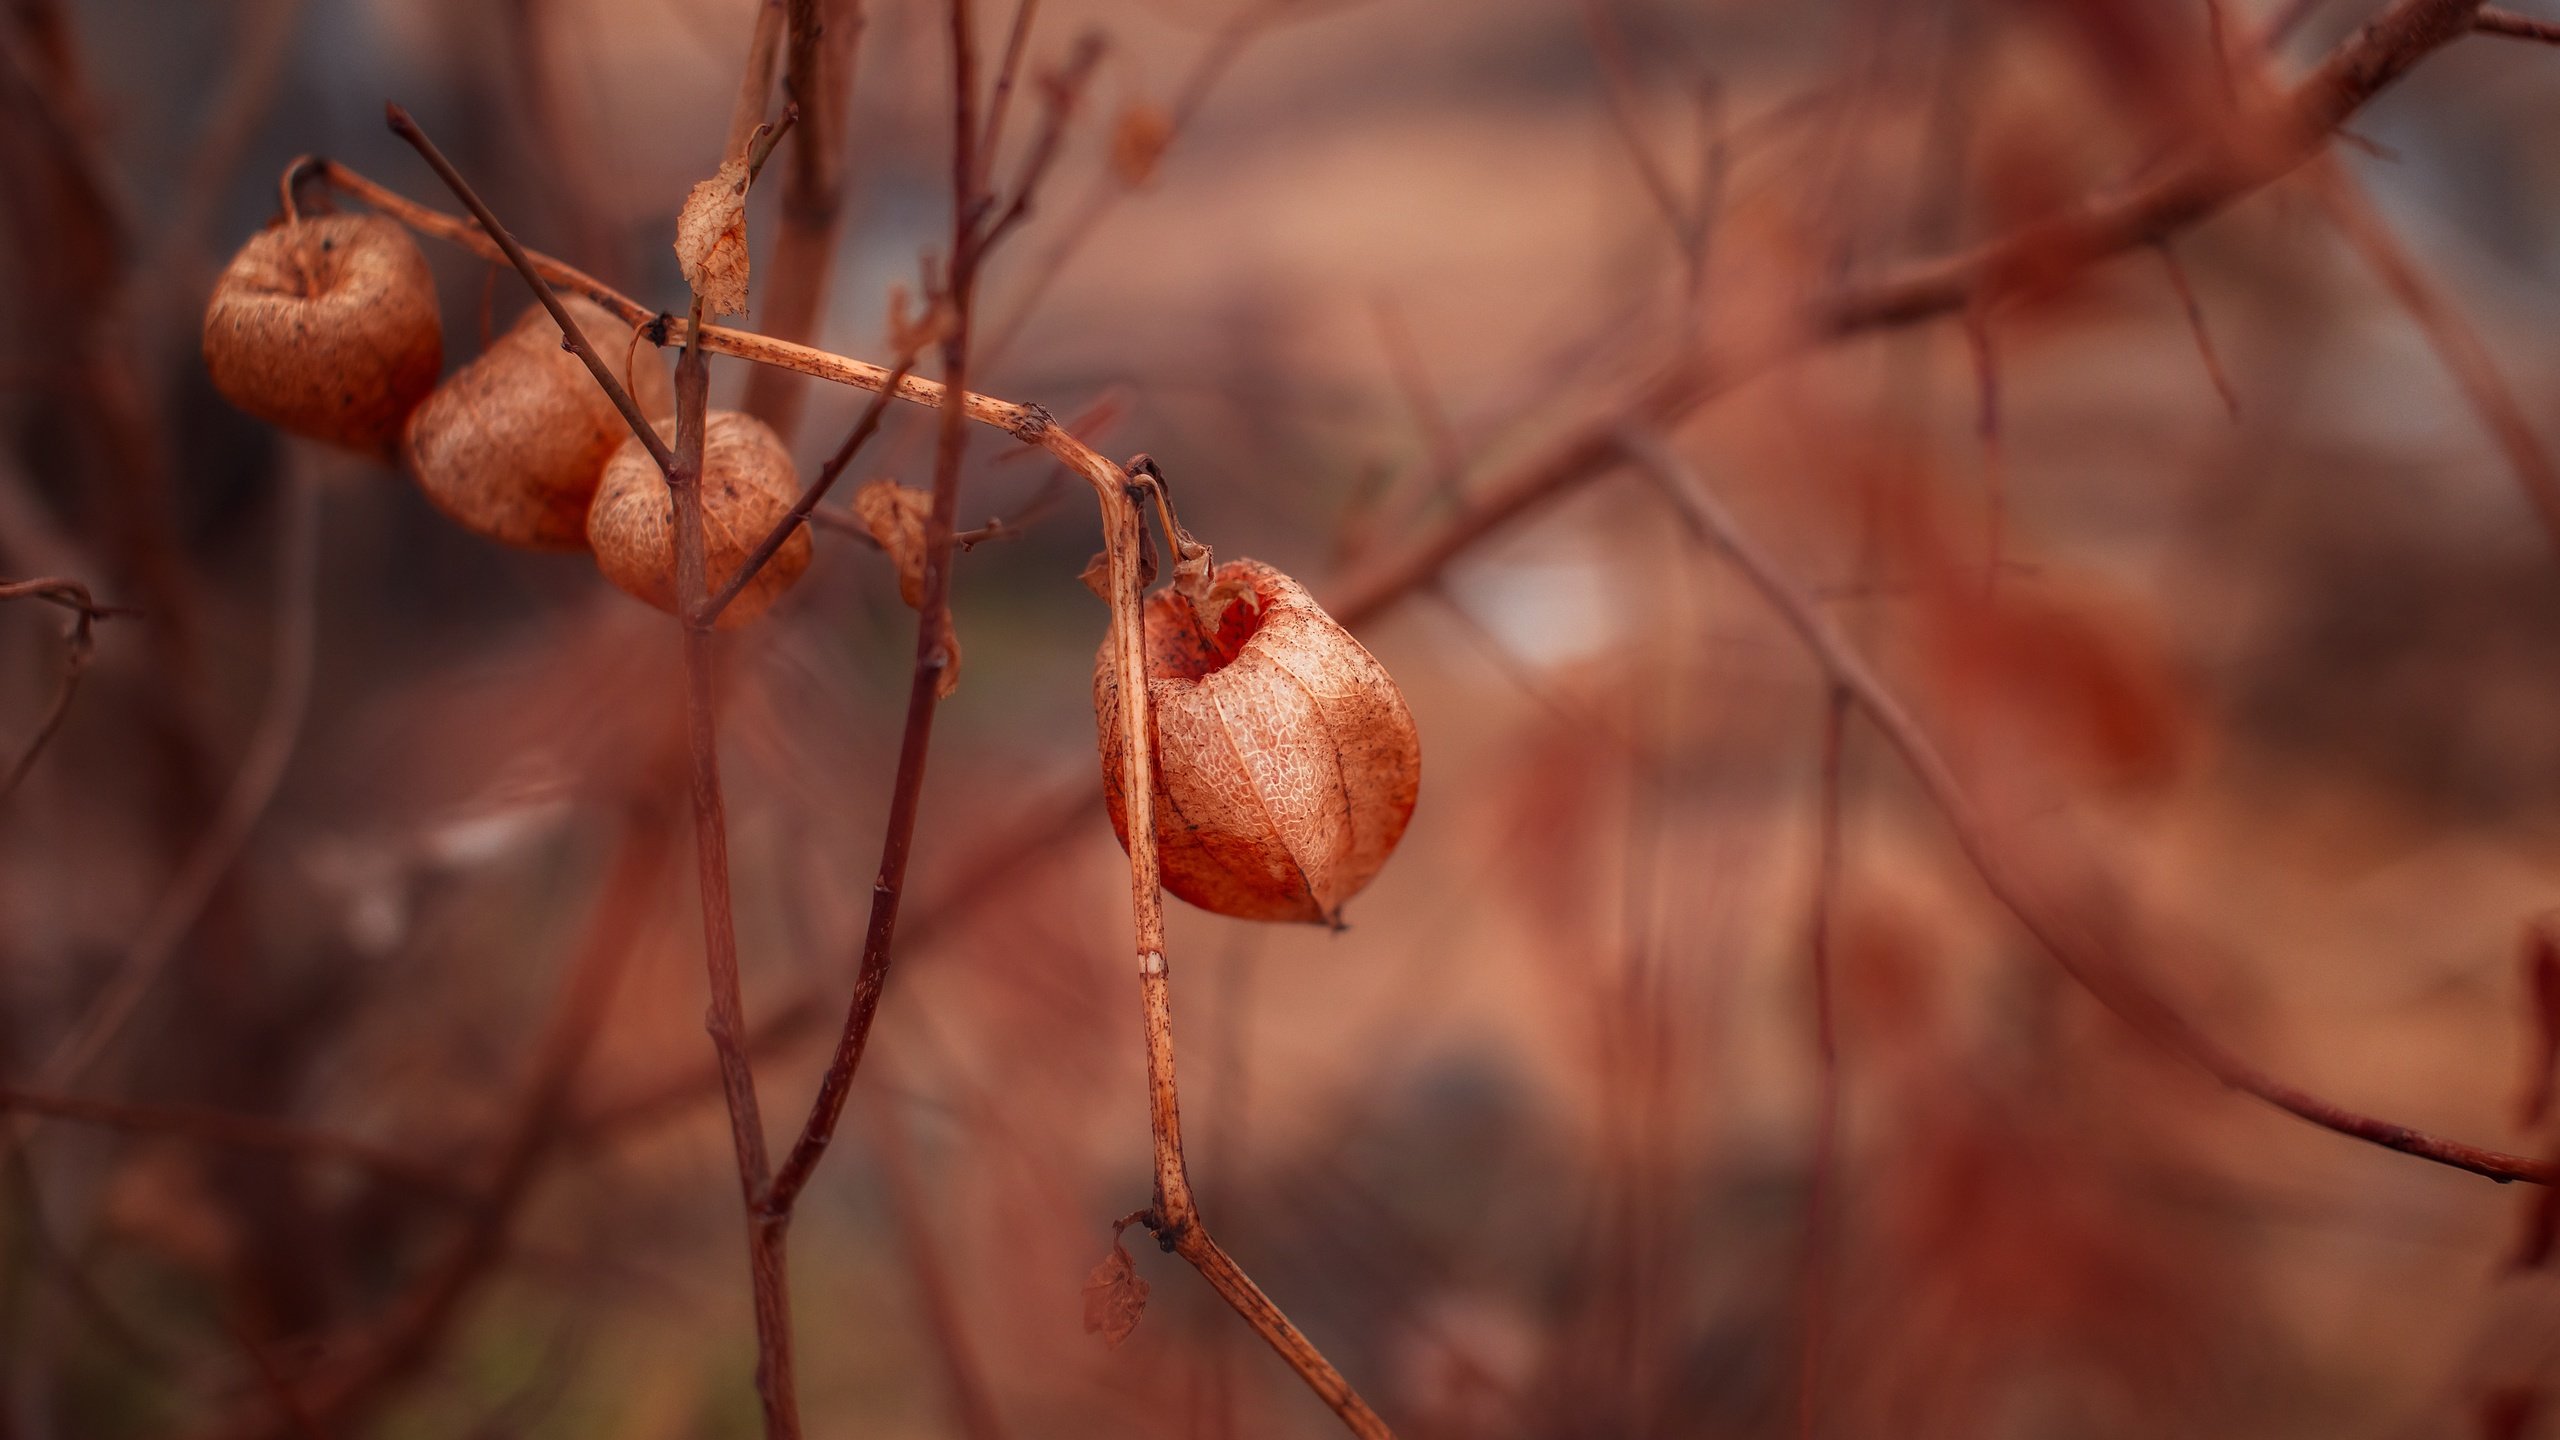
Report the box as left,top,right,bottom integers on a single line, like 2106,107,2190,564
978,0,1043,181
725,0,789,161
2307,154,2560,553
1578,0,1711,305
382,102,799,1440
871,1090,1011,1440
2477,5,2560,42
1617,427,2554,1188
974,31,1108,260
0,1086,476,1206
1370,298,1468,506
974,0,1349,371
2156,238,2243,418
741,0,864,440
0,575,124,801
25,466,319,1105
703,345,924,624
759,0,987,1227
228,1310,330,1440
379,109,675,475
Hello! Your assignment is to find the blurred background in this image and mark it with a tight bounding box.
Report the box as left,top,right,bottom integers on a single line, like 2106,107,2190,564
8,0,2560,1434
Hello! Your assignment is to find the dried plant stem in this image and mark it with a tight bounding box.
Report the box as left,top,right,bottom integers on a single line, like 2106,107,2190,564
2306,155,2560,551
763,0,983,1224
2477,5,2560,42
703,346,922,625
1618,428,2554,1188
872,1090,1011,1440
383,105,798,1439
726,0,789,161
672,300,802,1440
741,0,863,439
2155,239,2243,419
0,575,120,801
23,464,319,1107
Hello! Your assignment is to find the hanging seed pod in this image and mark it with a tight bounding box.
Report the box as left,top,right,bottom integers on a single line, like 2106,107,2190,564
1094,559,1421,925
402,297,675,550
587,409,810,629
202,214,443,455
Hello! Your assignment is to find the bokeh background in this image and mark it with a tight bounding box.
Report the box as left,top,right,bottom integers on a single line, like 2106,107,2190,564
8,0,2560,1434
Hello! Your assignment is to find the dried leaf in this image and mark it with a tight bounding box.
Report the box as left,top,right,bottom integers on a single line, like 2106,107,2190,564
674,159,751,318
849,479,962,696
1094,559,1421,924
1110,103,1174,189
852,479,933,609
1081,1234,1149,1349
888,285,955,356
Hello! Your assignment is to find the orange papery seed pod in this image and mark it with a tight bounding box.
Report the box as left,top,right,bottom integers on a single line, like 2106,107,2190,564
202,214,443,455
587,409,810,629
402,297,675,550
1094,559,1421,925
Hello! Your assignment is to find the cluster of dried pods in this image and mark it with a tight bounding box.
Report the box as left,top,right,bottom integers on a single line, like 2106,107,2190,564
200,202,1420,923
202,212,807,626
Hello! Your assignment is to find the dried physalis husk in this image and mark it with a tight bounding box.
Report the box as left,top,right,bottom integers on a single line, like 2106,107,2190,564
587,409,810,629
402,296,675,550
202,214,442,455
1094,559,1421,924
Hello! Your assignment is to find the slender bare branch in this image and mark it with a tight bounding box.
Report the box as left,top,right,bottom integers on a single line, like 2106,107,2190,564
382,106,677,475
2477,5,2560,43
2308,154,2560,554
1618,427,2553,1189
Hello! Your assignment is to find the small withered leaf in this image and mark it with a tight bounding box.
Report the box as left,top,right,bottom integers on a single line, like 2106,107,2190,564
1080,534,1157,604
848,480,962,696
887,285,956,356
675,159,752,318
1110,103,1174,190
1081,1235,1149,1349
852,479,933,609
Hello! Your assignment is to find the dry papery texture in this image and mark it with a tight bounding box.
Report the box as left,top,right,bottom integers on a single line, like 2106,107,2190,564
588,408,811,628
201,214,442,456
1095,559,1420,924
401,296,675,550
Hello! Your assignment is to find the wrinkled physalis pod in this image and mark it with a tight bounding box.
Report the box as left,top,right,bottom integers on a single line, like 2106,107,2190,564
1094,559,1420,924
202,214,442,455
402,297,675,550
587,409,810,628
